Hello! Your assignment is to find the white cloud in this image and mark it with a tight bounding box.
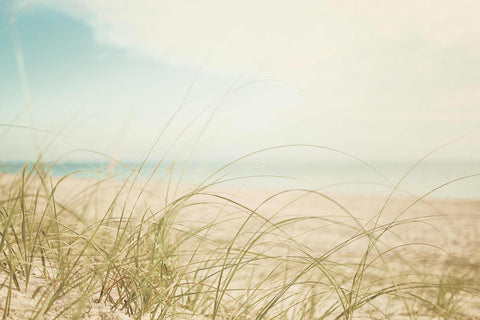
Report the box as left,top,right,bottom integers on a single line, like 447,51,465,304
14,0,480,160
29,0,480,77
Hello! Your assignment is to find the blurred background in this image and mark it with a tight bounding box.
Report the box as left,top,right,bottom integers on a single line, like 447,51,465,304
1,1,479,198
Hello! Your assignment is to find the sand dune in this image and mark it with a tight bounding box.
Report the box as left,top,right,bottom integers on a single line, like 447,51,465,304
0,173,479,319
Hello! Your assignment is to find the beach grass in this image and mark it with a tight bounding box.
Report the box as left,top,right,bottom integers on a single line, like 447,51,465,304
0,154,479,320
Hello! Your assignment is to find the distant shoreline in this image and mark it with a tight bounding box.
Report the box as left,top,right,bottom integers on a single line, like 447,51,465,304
1,159,479,200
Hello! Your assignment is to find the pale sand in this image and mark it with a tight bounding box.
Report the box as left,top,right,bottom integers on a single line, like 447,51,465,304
0,173,479,319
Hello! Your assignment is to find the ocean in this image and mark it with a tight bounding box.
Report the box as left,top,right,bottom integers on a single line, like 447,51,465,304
1,159,479,200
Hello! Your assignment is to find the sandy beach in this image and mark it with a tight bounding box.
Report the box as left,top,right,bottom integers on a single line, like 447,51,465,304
3,1,480,318
0,172,479,319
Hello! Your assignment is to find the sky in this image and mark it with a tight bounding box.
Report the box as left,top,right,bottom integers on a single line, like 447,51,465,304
1,0,480,164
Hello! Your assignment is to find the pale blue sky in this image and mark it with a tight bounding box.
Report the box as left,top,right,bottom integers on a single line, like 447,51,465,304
1,1,479,163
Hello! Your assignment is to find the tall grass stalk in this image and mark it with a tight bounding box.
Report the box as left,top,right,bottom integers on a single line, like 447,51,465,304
0,138,478,320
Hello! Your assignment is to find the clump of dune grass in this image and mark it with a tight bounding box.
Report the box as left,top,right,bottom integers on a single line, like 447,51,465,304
0,149,479,320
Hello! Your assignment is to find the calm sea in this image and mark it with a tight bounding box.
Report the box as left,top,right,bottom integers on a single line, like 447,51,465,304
1,160,479,199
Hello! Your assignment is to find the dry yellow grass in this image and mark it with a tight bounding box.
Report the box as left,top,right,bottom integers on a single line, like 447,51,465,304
0,162,479,319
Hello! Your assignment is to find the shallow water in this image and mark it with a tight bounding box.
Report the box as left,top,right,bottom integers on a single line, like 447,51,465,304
1,159,479,199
